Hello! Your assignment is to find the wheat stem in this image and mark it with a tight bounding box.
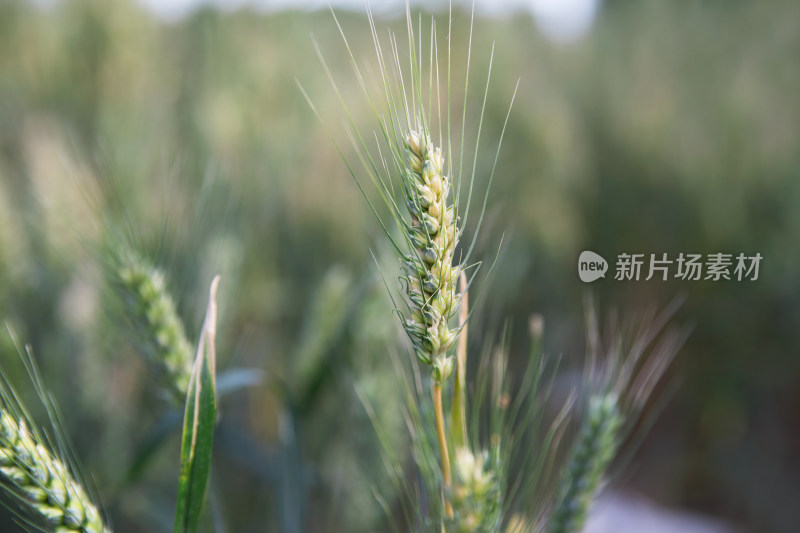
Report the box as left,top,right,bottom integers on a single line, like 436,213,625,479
450,271,469,451
432,381,453,519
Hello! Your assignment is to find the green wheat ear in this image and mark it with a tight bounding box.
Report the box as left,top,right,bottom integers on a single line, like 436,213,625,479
108,242,194,403
0,412,110,533
400,129,460,383
548,393,622,533
546,299,687,533
0,329,111,533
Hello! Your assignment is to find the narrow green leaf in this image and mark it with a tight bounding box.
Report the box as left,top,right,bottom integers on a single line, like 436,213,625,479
174,276,220,533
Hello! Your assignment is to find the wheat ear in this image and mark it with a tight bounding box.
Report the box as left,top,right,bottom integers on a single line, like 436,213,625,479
0,409,110,533
113,246,193,402
548,393,622,533
401,129,461,384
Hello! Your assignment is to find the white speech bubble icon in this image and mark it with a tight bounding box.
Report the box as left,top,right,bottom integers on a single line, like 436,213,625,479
578,251,608,282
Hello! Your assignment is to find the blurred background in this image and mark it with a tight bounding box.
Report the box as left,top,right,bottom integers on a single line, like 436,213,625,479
0,0,798,532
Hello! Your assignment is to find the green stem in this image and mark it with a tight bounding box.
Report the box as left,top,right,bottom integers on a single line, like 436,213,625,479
450,272,469,450
433,381,453,519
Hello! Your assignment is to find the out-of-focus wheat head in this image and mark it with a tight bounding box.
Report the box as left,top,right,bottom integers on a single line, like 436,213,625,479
447,447,502,532
108,241,193,403
546,299,687,533
548,393,621,533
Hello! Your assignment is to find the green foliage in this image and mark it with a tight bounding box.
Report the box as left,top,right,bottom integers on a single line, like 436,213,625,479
174,277,219,533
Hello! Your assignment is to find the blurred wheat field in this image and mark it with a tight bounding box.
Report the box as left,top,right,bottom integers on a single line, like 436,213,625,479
0,0,799,532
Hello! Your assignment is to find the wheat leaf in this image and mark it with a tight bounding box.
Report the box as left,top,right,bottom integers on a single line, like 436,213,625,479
174,276,220,533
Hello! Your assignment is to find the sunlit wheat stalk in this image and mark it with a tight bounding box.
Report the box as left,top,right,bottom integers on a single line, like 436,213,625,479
402,127,461,517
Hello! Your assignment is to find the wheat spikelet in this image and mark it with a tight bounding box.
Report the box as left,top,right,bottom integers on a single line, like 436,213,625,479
112,245,193,402
548,393,622,533
0,409,110,533
447,447,501,533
